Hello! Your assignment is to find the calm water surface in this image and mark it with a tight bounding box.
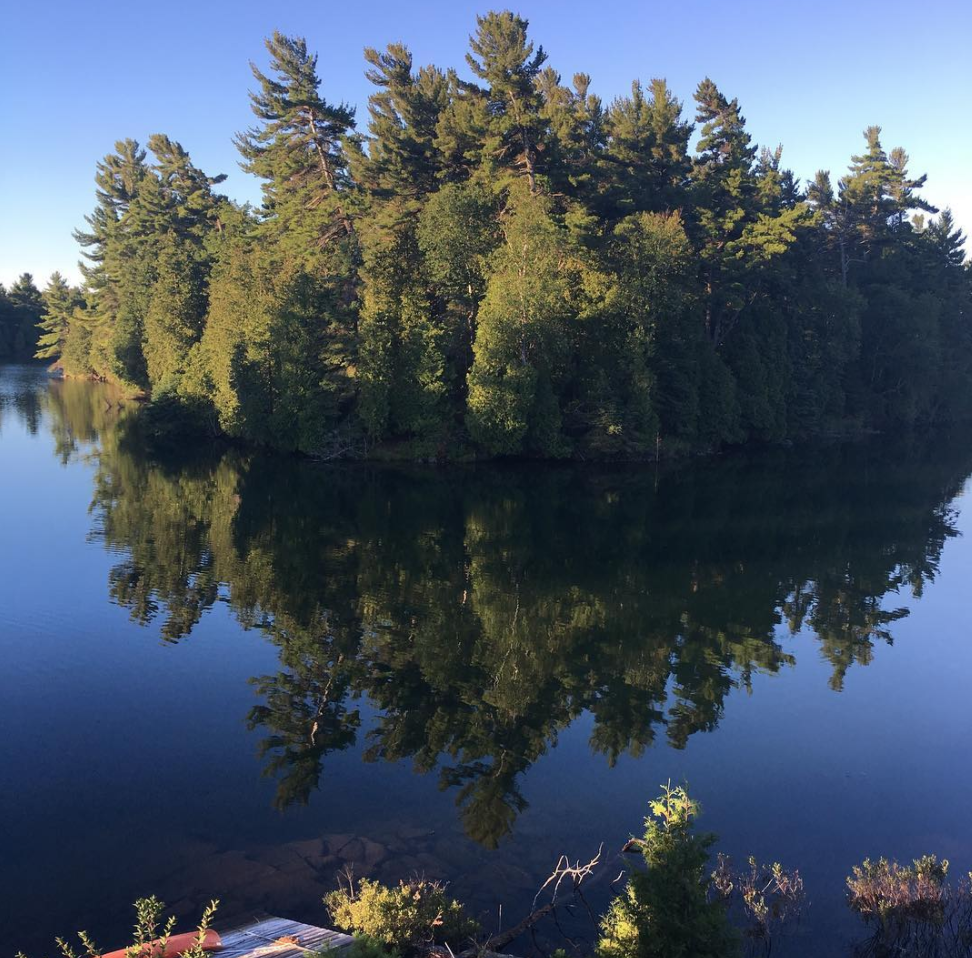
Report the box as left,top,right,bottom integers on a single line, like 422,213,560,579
2,364,971,956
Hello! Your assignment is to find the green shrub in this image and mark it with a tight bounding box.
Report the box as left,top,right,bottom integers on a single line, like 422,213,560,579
847,855,950,925
324,877,479,952
598,784,739,958
336,934,400,958
844,855,972,956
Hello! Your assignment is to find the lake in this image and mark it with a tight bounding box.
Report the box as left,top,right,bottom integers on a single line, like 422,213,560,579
2,363,971,956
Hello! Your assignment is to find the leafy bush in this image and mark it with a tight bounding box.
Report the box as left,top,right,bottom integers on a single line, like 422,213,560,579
324,877,479,952
846,855,972,956
848,855,949,925
712,853,805,952
598,784,740,958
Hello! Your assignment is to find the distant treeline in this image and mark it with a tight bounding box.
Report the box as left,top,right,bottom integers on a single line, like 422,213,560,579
8,11,972,458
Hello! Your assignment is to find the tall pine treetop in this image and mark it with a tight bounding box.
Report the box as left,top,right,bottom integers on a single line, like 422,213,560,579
236,32,356,196
465,11,546,87
235,31,357,257
464,11,548,188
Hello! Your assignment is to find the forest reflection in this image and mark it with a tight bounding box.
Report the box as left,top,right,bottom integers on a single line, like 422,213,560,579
27,373,972,849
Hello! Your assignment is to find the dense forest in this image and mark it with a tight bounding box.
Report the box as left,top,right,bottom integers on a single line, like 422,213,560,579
6,11,971,458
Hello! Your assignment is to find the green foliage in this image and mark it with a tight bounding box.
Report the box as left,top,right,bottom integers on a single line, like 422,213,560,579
26,12,972,458
143,233,206,391
464,11,548,189
846,856,972,958
1,273,44,360
466,183,572,455
580,210,697,454
339,934,401,958
324,877,478,951
596,78,691,219
848,855,950,925
235,31,356,263
54,134,226,391
598,784,739,958
35,272,84,362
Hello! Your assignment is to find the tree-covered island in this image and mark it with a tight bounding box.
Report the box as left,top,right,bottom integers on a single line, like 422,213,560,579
3,11,970,460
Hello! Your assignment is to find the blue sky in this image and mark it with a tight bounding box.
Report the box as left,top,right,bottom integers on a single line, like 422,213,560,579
1,0,969,288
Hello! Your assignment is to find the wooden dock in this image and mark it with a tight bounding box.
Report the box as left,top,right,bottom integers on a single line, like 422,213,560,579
217,915,356,957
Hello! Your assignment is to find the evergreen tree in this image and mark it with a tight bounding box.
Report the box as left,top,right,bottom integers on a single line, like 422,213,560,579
840,126,937,258
35,272,83,361
599,786,739,958
689,78,759,345
464,11,548,189
807,169,854,285
539,68,604,200
235,32,357,262
142,233,207,390
466,183,573,455
417,181,498,406
351,44,451,441
598,78,693,219
836,129,943,425
579,211,698,455
20,11,972,459
926,208,967,270
72,139,154,387
230,32,359,441
5,273,44,359
147,133,227,244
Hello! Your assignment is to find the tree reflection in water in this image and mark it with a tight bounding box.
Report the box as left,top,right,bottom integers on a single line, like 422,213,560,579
34,373,971,849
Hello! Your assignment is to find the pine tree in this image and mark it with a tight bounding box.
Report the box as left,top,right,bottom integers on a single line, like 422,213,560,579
840,126,937,258
6,273,44,358
689,78,758,345
598,78,692,218
147,133,227,244
351,44,451,441
143,233,207,390
539,69,604,201
351,44,448,201
926,208,967,269
230,32,359,442
807,169,855,285
35,272,83,361
235,32,357,262
71,139,153,387
464,11,548,189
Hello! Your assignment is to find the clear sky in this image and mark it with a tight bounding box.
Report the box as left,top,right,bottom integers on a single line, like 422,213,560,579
1,0,969,288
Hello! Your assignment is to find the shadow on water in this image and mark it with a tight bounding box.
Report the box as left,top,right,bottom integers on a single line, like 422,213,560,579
4,365,972,956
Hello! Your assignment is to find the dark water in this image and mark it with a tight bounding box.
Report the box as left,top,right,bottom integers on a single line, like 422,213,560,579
2,363,971,956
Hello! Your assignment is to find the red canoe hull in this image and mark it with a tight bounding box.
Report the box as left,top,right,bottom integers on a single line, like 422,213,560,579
100,929,222,958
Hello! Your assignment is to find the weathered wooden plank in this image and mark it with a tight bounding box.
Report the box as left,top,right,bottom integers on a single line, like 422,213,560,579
217,915,355,958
